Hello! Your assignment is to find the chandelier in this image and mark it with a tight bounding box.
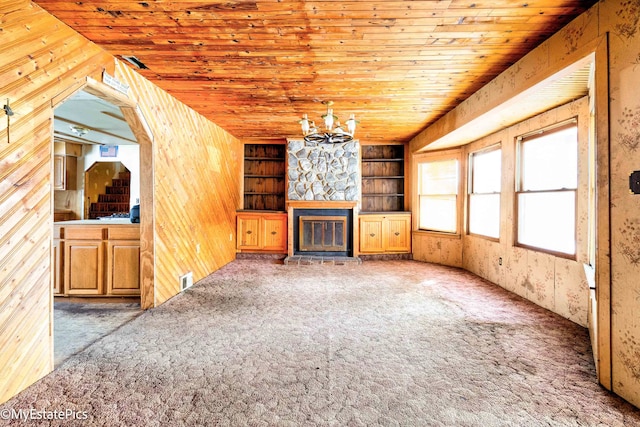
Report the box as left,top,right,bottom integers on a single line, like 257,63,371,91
299,101,357,144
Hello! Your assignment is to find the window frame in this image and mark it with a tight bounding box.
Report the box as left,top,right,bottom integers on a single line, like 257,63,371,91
414,150,464,236
467,144,502,241
514,119,579,259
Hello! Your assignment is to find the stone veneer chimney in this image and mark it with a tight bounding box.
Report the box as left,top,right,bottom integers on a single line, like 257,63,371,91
287,139,360,201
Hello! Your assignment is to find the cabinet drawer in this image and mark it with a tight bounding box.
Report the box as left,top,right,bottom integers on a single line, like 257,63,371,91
108,227,140,240
64,227,105,240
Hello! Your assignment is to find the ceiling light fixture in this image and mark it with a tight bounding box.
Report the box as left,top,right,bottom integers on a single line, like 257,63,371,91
69,125,90,137
299,101,357,144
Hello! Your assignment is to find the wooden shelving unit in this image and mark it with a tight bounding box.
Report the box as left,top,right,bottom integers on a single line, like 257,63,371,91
243,144,286,211
361,144,406,212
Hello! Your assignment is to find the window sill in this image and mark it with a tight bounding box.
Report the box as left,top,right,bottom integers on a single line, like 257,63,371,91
412,230,461,240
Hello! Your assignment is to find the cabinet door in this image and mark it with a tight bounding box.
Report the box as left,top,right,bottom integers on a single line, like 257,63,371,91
262,215,287,251
386,215,411,253
53,155,77,190
360,217,384,253
53,239,63,294
107,241,140,295
237,215,261,249
53,155,65,190
64,156,77,190
64,240,104,295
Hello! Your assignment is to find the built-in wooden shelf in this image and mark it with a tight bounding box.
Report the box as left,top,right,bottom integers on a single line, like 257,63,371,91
243,144,286,211
361,144,406,212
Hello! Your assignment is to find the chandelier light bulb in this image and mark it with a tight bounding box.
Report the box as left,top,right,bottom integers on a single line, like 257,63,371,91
324,108,334,130
298,101,357,144
346,114,357,135
300,114,310,135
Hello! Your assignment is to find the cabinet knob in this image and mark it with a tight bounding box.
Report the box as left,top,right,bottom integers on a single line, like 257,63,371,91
394,232,400,236
370,233,376,237
246,230,252,235
271,231,277,235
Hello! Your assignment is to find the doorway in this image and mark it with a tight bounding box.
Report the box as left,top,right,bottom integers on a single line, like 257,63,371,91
51,78,155,365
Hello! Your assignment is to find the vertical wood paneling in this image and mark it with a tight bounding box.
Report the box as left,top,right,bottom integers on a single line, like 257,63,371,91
1,1,242,402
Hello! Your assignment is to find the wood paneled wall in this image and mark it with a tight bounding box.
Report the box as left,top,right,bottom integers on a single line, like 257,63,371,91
409,0,640,409
0,1,242,403
1,1,111,403
115,62,242,306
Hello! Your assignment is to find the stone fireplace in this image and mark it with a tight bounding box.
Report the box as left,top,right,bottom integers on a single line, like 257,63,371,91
287,139,360,202
286,139,360,257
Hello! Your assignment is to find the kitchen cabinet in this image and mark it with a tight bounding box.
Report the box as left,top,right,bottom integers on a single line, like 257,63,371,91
64,239,104,295
359,213,411,253
107,240,140,295
53,155,77,191
54,221,140,297
52,236,63,295
237,212,287,252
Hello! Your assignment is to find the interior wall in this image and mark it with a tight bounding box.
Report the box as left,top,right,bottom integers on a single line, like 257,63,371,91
0,1,113,403
604,0,640,407
462,98,590,327
0,1,242,403
409,0,640,408
84,161,128,216
114,62,243,306
84,144,141,208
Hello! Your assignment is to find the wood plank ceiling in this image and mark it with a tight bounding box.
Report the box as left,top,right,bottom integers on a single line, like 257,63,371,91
33,0,597,144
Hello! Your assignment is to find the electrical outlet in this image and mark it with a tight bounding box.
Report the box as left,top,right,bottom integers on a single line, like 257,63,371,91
229,233,233,241
499,257,503,266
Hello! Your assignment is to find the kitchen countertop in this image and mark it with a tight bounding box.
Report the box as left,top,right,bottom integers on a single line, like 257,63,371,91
54,219,138,226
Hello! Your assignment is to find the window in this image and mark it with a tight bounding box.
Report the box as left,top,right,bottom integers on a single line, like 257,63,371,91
418,158,459,233
468,146,501,239
516,121,578,256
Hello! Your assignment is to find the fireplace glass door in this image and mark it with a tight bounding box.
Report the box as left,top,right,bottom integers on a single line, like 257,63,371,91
299,216,347,252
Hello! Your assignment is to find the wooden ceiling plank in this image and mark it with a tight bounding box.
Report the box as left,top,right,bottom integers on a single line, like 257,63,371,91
30,0,596,143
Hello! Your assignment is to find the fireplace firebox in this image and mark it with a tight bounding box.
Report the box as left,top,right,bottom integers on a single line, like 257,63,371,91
299,216,347,252
292,208,352,256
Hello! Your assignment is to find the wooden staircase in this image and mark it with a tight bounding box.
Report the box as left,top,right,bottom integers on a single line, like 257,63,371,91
88,172,131,219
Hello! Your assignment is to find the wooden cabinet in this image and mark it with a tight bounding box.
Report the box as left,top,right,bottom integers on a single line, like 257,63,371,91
243,144,286,211
64,239,104,295
54,222,140,297
52,238,63,295
107,241,140,295
237,215,261,249
359,213,411,253
237,212,287,252
361,144,406,212
263,215,288,250
53,155,77,191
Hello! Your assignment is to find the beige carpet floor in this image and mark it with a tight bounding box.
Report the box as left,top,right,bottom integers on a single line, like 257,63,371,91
2,259,640,426
54,301,141,367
